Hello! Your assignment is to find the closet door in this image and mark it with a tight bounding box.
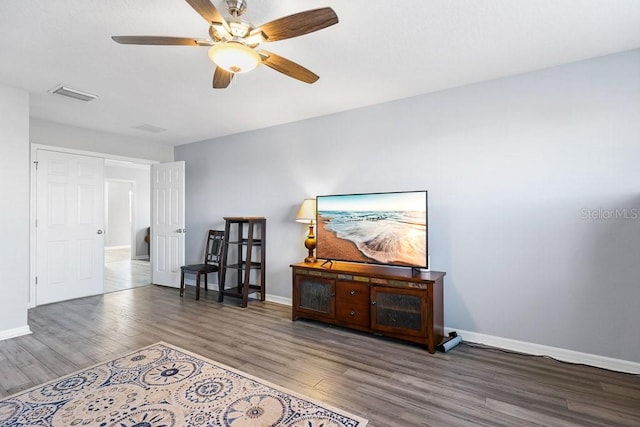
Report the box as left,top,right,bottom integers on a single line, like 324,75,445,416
36,150,104,305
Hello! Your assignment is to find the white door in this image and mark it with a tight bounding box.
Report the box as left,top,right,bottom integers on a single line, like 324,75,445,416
151,161,185,287
36,150,105,305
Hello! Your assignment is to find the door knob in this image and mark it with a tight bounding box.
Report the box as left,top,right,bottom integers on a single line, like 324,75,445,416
97,229,104,235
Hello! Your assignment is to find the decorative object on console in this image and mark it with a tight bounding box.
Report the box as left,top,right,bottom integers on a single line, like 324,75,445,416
296,198,317,263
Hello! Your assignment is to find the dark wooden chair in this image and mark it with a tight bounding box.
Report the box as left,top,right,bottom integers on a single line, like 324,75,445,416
180,230,225,300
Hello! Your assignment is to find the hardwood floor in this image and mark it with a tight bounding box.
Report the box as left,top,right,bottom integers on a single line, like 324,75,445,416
1,285,639,426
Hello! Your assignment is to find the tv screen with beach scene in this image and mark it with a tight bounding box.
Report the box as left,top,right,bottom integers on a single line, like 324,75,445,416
316,191,428,268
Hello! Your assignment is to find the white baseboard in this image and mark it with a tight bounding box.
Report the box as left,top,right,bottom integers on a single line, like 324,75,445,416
105,245,131,250
0,325,32,341
265,294,292,306
447,327,640,374
232,293,638,373
257,298,640,373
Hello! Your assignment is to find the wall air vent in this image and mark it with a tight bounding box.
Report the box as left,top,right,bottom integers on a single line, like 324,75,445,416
132,123,168,133
49,84,98,102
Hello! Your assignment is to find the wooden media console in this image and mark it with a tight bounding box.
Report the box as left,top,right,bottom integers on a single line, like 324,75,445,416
291,261,445,353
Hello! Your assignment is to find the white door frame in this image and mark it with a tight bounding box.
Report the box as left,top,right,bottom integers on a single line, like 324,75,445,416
29,144,157,308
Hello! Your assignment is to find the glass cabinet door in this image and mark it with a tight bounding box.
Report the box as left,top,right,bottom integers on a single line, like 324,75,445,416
370,286,427,337
294,275,335,319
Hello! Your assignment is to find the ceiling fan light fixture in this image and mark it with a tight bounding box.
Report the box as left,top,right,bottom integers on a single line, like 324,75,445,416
208,41,260,74
113,1,339,88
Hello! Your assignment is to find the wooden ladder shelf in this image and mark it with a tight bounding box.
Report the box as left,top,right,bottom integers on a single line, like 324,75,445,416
219,217,266,307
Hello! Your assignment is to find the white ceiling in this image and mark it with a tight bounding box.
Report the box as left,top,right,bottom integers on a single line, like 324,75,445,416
1,1,639,147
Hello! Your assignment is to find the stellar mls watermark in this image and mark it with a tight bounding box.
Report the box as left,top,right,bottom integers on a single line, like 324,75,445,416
581,208,639,220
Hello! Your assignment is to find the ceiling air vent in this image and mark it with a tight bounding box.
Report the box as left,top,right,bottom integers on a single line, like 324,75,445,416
49,84,98,102
132,123,168,133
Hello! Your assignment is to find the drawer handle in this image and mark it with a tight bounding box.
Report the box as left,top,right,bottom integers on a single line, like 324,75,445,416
350,310,355,316
350,290,356,295
371,301,377,305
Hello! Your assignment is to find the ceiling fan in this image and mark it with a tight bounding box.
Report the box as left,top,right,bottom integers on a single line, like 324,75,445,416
112,0,339,88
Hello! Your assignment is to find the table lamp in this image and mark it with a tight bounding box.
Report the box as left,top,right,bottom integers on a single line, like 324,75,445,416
296,198,317,263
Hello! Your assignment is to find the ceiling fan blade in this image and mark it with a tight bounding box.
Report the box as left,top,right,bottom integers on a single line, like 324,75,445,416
213,67,234,88
252,7,338,42
112,36,201,46
259,50,319,84
185,0,230,31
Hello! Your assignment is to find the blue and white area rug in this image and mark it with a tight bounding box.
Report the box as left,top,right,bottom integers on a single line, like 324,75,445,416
0,342,367,426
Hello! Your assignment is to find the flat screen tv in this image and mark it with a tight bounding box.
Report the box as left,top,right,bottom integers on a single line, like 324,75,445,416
316,191,428,269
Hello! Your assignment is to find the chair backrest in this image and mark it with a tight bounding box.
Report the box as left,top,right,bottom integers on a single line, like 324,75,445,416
204,230,225,265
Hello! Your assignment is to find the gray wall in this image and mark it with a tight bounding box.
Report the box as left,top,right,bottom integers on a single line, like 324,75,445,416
176,49,640,363
0,83,29,335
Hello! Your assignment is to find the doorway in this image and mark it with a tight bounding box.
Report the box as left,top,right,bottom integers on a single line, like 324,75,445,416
103,160,152,293
30,146,157,307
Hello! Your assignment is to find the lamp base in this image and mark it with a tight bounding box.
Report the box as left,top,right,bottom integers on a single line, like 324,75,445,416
303,224,316,264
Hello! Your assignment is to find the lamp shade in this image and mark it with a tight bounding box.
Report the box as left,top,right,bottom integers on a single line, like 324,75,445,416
296,198,316,224
208,41,261,74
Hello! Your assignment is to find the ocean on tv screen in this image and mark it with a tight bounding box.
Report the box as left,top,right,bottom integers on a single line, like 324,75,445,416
316,191,428,267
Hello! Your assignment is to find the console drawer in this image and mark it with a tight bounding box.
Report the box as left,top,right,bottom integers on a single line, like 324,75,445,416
336,303,369,326
336,280,369,305
336,280,370,326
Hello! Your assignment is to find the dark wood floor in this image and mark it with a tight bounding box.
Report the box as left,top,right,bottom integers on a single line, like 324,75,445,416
1,285,639,426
